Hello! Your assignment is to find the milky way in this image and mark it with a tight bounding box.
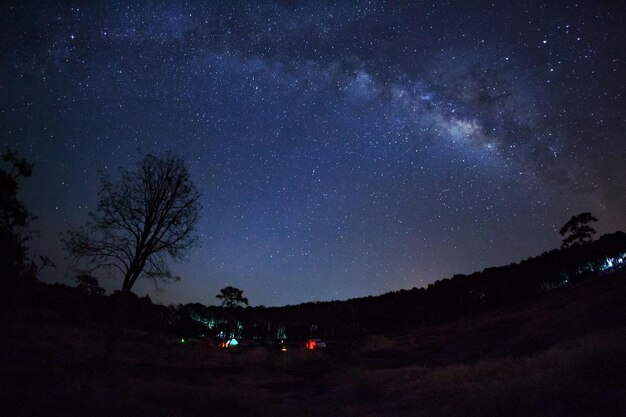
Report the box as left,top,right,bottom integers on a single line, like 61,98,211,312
1,1,624,306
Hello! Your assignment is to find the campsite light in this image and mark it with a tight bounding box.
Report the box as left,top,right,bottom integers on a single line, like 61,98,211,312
278,340,287,352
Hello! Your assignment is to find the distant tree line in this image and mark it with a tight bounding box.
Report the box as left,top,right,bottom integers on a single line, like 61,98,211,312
176,230,626,339
271,231,626,337
2,149,625,343
9,231,625,341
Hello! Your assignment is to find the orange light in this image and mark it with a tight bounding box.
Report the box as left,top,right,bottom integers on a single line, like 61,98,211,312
281,345,287,352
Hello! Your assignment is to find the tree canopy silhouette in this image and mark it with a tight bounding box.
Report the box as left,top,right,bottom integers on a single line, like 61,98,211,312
64,153,201,294
0,150,33,280
75,274,105,296
216,286,249,308
559,212,598,249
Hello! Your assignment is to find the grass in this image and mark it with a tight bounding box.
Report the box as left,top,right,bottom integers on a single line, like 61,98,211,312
1,270,626,416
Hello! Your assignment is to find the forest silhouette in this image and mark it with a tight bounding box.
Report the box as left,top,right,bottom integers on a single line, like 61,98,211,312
2,150,626,340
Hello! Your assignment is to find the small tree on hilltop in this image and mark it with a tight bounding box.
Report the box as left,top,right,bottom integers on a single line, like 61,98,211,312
216,286,249,308
559,212,598,249
75,274,106,296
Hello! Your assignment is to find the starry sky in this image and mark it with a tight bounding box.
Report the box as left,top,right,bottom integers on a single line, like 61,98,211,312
1,1,625,306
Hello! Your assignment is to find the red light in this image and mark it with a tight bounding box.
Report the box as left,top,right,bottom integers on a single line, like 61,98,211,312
305,339,316,350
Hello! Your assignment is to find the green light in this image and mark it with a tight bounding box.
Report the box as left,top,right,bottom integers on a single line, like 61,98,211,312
180,338,186,343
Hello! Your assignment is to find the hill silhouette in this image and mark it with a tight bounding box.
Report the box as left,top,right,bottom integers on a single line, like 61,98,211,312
4,231,625,342
2,243,625,416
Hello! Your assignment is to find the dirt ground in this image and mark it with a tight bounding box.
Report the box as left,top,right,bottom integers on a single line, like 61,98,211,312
2,271,626,416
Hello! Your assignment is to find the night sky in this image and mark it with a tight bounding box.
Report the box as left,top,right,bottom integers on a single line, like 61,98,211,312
2,1,624,306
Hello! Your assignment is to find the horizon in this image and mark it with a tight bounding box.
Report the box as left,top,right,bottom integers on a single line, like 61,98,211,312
3,1,625,306
40,229,626,309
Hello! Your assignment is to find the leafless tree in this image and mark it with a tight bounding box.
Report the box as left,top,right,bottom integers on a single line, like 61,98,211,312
65,153,201,293
64,153,201,362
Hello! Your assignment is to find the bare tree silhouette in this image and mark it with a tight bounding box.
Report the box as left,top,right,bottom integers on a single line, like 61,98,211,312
65,152,201,361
